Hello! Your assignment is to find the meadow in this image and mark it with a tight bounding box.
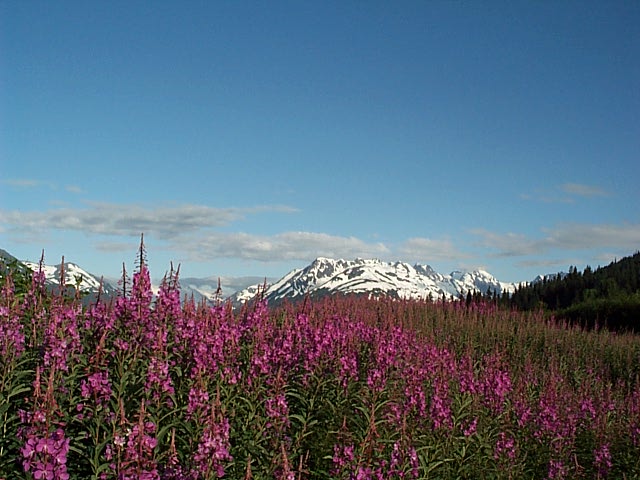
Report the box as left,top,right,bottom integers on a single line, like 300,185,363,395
1,259,639,479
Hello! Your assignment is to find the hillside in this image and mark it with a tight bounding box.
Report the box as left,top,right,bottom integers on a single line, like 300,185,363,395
510,251,640,331
0,249,118,303
0,248,33,295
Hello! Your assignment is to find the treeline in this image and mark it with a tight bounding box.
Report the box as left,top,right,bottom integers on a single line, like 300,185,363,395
508,252,640,332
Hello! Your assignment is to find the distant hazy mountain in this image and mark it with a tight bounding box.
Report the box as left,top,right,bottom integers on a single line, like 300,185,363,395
179,276,272,303
229,257,518,306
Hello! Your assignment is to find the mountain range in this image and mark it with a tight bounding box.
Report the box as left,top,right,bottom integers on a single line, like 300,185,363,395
2,248,524,306
227,257,518,306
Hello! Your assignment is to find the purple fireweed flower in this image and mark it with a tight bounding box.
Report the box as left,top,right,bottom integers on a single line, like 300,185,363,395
399,363,429,423
494,431,517,462
631,385,640,447
0,304,25,360
547,458,568,480
265,392,290,431
331,443,356,477
354,466,373,480
463,417,478,437
242,298,269,331
386,441,420,479
21,428,70,480
389,442,402,474
113,337,130,352
130,265,155,346
80,371,112,407
480,353,512,415
514,399,532,429
457,353,477,395
185,305,242,386
145,357,175,405
338,352,359,389
114,263,157,353
365,327,403,393
84,300,115,333
154,270,182,322
408,446,419,479
192,416,232,478
42,304,82,373
580,397,597,422
119,420,159,480
430,377,452,430
593,443,612,477
187,387,210,420
534,377,579,455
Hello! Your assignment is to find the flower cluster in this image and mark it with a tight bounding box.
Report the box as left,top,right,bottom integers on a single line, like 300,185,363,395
80,370,112,408
21,428,70,480
494,431,517,463
145,357,175,405
593,443,612,477
0,304,25,360
192,415,232,478
119,420,159,480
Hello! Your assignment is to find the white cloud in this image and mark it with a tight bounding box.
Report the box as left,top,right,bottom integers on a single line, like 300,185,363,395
176,231,391,262
94,241,139,253
521,182,609,203
515,258,575,269
470,229,539,256
2,178,54,189
544,223,640,250
560,182,609,197
472,222,640,257
397,237,468,262
0,203,394,264
65,185,86,194
0,202,297,240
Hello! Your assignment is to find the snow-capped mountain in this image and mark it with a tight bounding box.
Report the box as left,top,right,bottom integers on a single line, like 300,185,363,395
179,276,271,304
22,260,118,300
230,257,518,306
3,247,521,307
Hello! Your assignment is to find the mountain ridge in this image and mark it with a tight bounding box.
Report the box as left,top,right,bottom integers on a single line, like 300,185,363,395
229,257,519,306
2,248,540,306
22,260,119,301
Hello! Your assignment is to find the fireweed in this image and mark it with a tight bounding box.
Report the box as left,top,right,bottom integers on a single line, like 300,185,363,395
1,252,640,479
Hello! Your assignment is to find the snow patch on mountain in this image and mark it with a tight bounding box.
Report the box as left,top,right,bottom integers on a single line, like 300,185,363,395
230,257,518,305
23,261,118,297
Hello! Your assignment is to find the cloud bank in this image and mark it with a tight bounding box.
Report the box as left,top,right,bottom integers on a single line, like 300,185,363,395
180,232,391,262
0,202,296,239
2,203,637,268
472,223,640,257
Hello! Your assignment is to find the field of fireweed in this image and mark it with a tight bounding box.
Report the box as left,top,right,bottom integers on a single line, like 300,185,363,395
1,259,640,479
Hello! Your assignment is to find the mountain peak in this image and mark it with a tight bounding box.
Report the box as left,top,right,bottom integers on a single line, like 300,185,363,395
19,259,118,302
231,257,519,306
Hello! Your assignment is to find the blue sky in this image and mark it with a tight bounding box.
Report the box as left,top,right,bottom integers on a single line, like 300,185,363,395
1,1,639,284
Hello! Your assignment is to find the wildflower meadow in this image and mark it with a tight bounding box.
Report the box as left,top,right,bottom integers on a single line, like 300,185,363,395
1,251,639,479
